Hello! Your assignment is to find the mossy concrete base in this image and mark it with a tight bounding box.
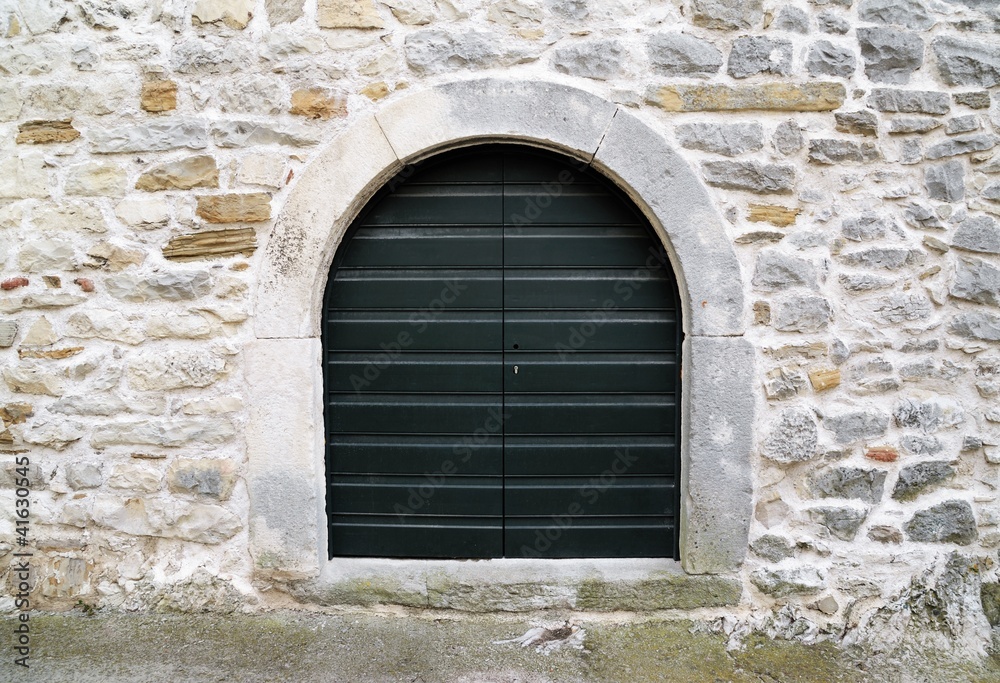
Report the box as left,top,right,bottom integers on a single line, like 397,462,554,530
16,611,1000,683
290,558,742,612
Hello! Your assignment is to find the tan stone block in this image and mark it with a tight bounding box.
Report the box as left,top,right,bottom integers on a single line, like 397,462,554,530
808,368,841,392
0,403,33,426
753,301,770,326
16,119,80,144
86,242,146,272
136,155,219,192
648,83,846,113
18,347,83,360
748,204,801,227
65,161,127,197
290,87,347,120
21,316,58,347
317,0,384,28
163,228,258,260
361,81,390,101
141,80,177,113
192,0,254,29
195,194,271,223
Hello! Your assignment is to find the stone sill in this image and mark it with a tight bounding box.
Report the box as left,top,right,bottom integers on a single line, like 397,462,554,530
288,557,743,612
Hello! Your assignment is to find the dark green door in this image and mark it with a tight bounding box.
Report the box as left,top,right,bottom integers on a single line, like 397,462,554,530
323,145,681,559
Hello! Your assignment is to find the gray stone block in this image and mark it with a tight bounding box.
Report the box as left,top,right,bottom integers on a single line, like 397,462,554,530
892,461,956,501
751,567,824,597
773,6,809,33
752,250,817,290
951,311,1000,341
810,467,887,504
762,407,819,463
817,11,849,34
953,215,1000,254
839,247,925,270
702,160,796,194
675,122,764,157
806,41,857,78
905,500,977,545
933,36,1000,88
868,88,950,114
773,294,832,332
824,410,889,444
692,0,763,30
809,506,868,541
647,33,722,76
750,534,796,562
835,111,879,137
551,39,625,80
808,139,881,164
858,27,924,84
858,0,935,30
727,37,793,79
925,134,999,161
952,257,1000,307
925,159,965,202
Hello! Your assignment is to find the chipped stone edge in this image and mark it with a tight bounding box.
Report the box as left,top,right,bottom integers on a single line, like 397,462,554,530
250,78,753,590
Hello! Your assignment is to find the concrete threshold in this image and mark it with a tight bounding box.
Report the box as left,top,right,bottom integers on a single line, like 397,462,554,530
8,610,1000,683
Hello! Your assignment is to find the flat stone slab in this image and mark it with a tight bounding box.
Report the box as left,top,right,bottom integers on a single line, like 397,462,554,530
16,612,1000,682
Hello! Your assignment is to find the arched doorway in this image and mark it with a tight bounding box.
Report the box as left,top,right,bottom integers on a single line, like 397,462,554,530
248,79,753,582
322,145,682,559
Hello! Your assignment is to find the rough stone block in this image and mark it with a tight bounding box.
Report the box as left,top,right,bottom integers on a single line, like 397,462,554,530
692,0,763,30
772,294,832,332
953,216,1000,254
290,88,348,120
933,36,1000,88
551,39,625,81
649,83,845,112
925,134,999,160
646,33,722,76
196,193,271,223
808,140,881,164
762,407,818,463
168,458,237,500
810,467,886,504
751,567,824,597
857,27,924,84
675,122,763,157
905,500,977,545
139,81,176,114
163,228,258,261
702,160,795,194
868,88,949,115
16,119,80,144
893,462,955,501
824,410,889,444
727,37,792,79
317,0,384,28
136,155,219,191
858,0,934,29
809,506,868,541
806,41,856,78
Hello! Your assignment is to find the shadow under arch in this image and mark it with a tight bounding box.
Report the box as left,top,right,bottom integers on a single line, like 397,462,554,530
247,78,755,582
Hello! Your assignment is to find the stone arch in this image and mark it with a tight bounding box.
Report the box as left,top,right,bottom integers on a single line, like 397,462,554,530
247,78,754,582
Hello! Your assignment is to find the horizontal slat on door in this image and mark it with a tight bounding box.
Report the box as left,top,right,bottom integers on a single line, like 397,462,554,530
329,434,502,475
364,186,503,226
504,395,675,435
504,517,673,559
342,228,502,267
504,185,639,226
504,353,677,393
504,435,675,476
327,311,503,351
505,227,659,267
329,269,501,310
505,476,675,516
331,515,503,558
504,268,675,310
329,394,504,434
328,352,502,393
503,310,678,352
330,475,503,515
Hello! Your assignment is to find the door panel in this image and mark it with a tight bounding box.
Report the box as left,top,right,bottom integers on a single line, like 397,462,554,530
324,145,681,560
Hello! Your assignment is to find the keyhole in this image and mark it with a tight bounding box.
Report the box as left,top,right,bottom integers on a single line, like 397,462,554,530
514,366,519,374
512,343,519,350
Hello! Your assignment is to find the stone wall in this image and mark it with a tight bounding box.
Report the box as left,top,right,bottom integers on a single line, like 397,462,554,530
2,0,1000,657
